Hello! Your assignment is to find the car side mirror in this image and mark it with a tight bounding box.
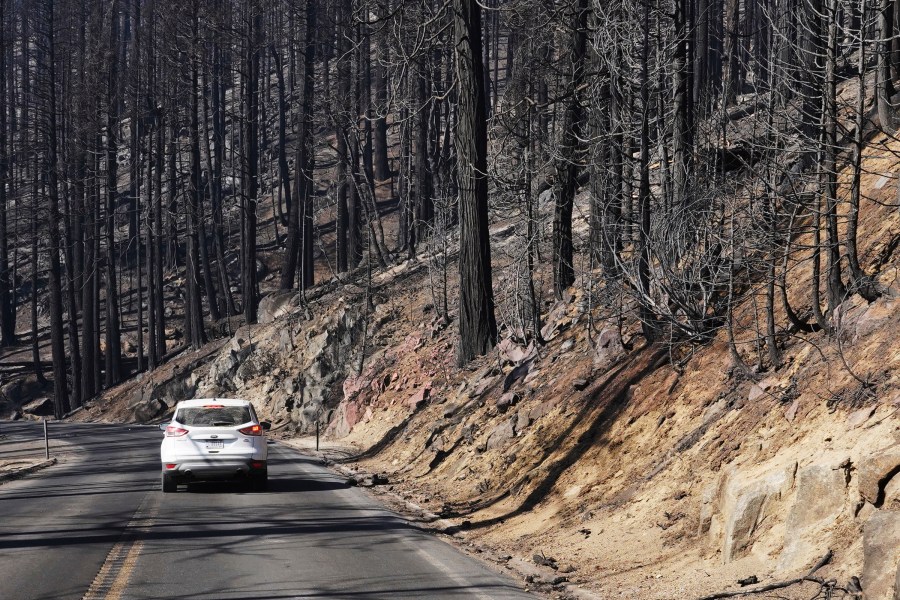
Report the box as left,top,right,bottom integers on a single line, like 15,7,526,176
260,421,271,431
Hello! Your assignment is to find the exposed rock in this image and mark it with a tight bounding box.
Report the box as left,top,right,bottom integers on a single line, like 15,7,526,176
573,378,589,391
524,369,541,386
593,327,624,370
886,471,900,510
22,397,54,417
858,444,900,505
529,400,556,423
486,418,516,450
698,483,717,536
278,328,294,352
497,338,536,364
895,563,900,600
516,409,533,432
848,406,877,428
862,511,900,600
779,464,847,569
503,362,531,392
470,376,497,399
785,399,801,422
207,339,255,390
234,350,272,386
258,290,298,324
533,553,558,569
854,296,900,342
407,386,431,409
540,301,571,341
496,392,520,413
128,396,168,422
560,340,575,353
721,469,792,562
349,472,389,487
130,365,197,422
748,385,766,403
429,314,450,338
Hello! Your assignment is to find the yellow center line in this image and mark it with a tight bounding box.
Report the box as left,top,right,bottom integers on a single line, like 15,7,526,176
82,490,159,600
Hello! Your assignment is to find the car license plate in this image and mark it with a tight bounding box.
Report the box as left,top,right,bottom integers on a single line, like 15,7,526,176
206,440,224,449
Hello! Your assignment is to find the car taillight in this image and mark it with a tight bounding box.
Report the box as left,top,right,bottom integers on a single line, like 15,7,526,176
165,464,178,470
165,425,189,437
238,424,263,436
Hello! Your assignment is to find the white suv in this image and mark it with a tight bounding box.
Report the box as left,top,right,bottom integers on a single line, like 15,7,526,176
160,398,271,492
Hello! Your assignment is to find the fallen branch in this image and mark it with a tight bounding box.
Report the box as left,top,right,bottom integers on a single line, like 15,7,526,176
696,550,833,600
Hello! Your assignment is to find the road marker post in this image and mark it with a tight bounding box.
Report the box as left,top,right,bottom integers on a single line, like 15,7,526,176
43,420,49,459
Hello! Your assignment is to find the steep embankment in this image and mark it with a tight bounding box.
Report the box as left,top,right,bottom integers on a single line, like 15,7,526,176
80,144,900,600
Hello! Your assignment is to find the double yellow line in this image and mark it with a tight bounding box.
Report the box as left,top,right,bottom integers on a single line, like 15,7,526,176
82,491,158,600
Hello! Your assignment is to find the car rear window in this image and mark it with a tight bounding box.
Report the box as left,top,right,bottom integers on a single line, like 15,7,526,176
176,406,252,427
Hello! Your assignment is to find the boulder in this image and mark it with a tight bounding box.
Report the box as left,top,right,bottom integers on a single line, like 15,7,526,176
529,400,556,423
496,392,519,413
516,409,533,432
258,290,298,324
129,397,168,422
859,444,900,506
22,397,54,417
698,484,717,536
407,386,431,409
503,362,531,392
486,418,516,451
593,327,624,370
497,338,536,364
862,511,900,600
721,469,792,562
779,465,848,569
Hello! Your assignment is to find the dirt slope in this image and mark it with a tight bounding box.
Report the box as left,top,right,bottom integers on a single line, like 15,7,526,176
66,141,900,600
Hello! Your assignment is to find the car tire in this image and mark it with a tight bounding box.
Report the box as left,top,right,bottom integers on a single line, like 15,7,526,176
162,472,177,493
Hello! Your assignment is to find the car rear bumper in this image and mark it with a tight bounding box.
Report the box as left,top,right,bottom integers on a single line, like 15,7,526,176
163,459,267,481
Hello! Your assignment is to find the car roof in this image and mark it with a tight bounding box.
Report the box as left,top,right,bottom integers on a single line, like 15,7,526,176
176,398,252,408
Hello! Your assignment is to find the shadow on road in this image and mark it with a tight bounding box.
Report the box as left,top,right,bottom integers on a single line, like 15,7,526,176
184,476,349,494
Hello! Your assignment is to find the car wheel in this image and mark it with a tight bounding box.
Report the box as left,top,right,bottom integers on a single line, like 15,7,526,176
162,472,177,493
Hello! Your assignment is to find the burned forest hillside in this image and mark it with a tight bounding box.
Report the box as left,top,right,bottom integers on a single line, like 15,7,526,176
2,0,900,598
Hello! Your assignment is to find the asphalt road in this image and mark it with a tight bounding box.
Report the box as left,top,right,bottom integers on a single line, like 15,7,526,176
0,422,536,600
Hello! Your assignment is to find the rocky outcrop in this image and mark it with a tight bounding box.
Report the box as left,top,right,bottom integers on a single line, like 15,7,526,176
189,301,367,435
859,444,900,506
22,397,54,417
258,290,299,324
779,464,847,569
593,327,624,370
713,468,793,562
486,418,516,451
862,511,900,600
129,363,198,421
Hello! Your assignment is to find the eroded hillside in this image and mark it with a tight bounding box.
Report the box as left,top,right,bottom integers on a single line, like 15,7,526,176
71,134,900,600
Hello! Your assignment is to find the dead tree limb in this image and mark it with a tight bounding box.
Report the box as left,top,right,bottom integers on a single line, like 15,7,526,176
696,550,833,600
